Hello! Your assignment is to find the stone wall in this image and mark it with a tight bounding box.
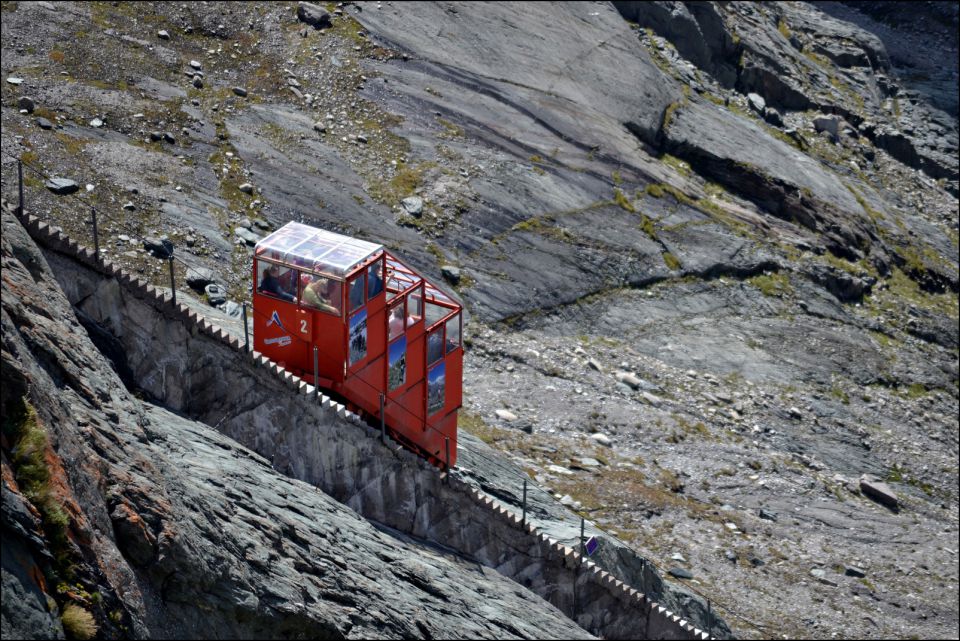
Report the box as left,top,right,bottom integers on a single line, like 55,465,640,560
13,208,708,640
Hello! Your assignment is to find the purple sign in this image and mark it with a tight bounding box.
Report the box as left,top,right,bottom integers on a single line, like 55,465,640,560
585,536,599,557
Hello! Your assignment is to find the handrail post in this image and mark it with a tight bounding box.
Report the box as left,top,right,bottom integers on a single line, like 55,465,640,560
168,257,176,306
242,302,250,352
708,599,712,639
521,479,527,528
444,437,450,480
313,346,319,400
379,393,386,443
17,160,24,216
91,207,99,259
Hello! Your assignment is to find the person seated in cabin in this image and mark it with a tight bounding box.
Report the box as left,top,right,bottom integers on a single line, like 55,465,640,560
260,264,294,302
388,306,404,339
322,278,342,314
302,275,339,314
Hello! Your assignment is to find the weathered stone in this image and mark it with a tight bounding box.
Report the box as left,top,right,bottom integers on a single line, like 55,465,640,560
495,409,517,422
590,433,612,446
668,567,693,580
44,178,78,194
845,565,867,578
401,196,423,217
157,29,170,40
232,86,248,97
814,115,841,139
297,2,333,29
235,227,260,245
859,476,899,510
204,283,227,306
747,92,766,113
35,117,53,130
238,183,255,194
89,117,103,128
186,267,216,290
441,265,461,285
192,75,204,89
17,96,35,113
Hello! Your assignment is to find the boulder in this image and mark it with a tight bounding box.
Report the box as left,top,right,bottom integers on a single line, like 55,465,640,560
859,475,898,510
668,567,693,580
44,178,78,195
238,183,255,194
297,2,333,29
495,409,517,422
204,283,227,306
232,86,248,97
235,227,260,246
185,267,216,290
747,92,766,113
143,237,174,259
813,115,841,140
441,265,461,285
35,117,53,130
17,96,35,113
157,29,170,40
401,196,423,217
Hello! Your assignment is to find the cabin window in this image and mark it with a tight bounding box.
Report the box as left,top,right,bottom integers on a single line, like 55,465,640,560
367,260,384,299
348,273,366,312
257,260,297,303
445,314,461,354
388,336,407,391
407,291,422,328
388,301,405,341
300,273,342,316
426,328,444,366
425,300,447,328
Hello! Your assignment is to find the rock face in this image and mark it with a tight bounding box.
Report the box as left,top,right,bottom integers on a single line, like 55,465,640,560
0,208,596,640
1,1,957,639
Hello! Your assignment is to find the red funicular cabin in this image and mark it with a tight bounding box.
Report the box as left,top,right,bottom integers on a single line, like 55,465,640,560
252,222,463,467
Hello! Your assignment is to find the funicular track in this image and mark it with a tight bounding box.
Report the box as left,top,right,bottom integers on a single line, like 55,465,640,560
6,200,711,641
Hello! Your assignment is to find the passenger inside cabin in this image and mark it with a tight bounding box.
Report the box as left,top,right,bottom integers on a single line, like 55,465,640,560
260,264,294,302
302,275,340,315
388,306,404,339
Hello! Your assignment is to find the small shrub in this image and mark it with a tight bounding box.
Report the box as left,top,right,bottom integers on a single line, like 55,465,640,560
613,188,635,212
662,252,681,271
61,603,97,640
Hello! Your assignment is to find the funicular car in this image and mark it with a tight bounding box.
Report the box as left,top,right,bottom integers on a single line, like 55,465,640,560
252,222,463,467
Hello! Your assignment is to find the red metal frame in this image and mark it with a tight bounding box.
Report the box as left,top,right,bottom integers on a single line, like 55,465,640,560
252,227,462,468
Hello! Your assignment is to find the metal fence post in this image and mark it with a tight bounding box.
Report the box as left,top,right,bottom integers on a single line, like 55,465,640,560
521,479,527,528
90,207,99,259
313,346,319,400
708,599,713,639
580,517,585,562
168,257,176,306
242,302,250,352
379,393,385,443
18,160,24,216
444,437,450,479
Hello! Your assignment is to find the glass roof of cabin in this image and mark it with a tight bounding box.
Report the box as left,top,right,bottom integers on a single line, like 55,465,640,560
255,222,383,279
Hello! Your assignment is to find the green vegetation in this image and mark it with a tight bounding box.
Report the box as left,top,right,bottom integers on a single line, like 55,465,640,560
662,251,681,271
748,271,792,297
61,604,97,640
777,19,792,40
613,188,635,212
645,183,665,199
437,118,464,138
660,153,691,177
5,397,71,564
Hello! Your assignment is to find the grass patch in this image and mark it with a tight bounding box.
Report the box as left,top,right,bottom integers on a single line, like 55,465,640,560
661,153,691,177
662,251,681,270
777,19,792,39
748,271,792,297
613,188,635,212
61,603,97,640
4,397,72,566
459,411,509,444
